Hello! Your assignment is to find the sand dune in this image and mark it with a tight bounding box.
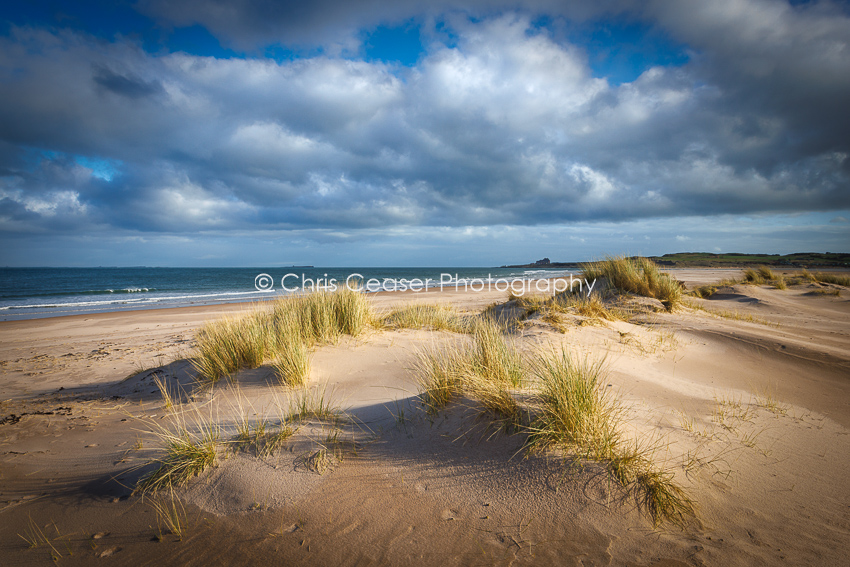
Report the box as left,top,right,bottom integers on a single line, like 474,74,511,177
1,271,849,565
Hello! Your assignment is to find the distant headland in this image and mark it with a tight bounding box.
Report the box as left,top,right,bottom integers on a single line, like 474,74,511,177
500,257,581,269
501,252,849,269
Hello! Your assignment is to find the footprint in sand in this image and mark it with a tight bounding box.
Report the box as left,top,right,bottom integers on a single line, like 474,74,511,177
98,546,120,557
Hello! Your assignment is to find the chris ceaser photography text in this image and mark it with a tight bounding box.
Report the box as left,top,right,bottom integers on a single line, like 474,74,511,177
254,273,597,296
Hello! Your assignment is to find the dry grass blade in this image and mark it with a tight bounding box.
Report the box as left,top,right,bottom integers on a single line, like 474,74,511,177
148,489,187,541
609,437,697,527
283,286,373,343
17,516,65,559
683,298,780,328
742,265,780,285
809,288,841,296
754,388,789,416
229,389,297,457
235,424,295,457
757,266,776,280
304,448,334,474
289,384,345,425
153,372,177,410
690,284,718,298
636,469,696,527
331,284,373,336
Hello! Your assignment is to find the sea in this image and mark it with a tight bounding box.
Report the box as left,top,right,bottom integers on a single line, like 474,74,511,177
0,266,581,321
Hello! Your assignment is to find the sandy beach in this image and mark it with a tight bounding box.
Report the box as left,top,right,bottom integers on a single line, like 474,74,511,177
1,268,849,566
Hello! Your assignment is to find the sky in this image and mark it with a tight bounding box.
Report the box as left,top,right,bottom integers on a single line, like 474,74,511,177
0,0,848,267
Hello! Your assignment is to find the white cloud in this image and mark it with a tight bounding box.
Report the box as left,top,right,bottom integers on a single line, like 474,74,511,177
19,190,87,217
569,164,619,202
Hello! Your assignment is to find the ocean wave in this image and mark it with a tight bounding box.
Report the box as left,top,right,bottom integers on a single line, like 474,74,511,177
0,287,157,300
0,289,275,311
522,269,571,275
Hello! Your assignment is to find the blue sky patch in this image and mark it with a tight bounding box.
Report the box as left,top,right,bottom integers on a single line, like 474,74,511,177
362,22,424,67
554,17,691,85
167,24,240,58
75,156,121,182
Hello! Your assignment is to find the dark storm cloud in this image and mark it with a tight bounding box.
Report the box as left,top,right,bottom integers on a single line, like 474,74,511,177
645,0,850,171
0,0,848,241
92,65,164,99
135,0,631,51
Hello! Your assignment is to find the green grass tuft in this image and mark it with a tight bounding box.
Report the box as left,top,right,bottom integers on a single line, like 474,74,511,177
193,287,373,384
526,350,618,456
379,303,470,332
469,320,524,388
757,265,776,280
289,384,345,424
635,468,696,527
414,319,523,415
272,335,311,387
465,374,524,432
511,293,550,315
148,490,187,541
690,284,718,298
581,256,682,310
526,348,695,527
192,312,272,383
549,293,625,322
135,407,220,494
414,344,467,414
805,272,850,287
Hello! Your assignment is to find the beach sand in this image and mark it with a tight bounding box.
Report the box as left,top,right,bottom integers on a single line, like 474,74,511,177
1,269,849,566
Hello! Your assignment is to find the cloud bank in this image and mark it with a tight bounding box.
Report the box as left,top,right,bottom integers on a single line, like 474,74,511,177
1,0,848,264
